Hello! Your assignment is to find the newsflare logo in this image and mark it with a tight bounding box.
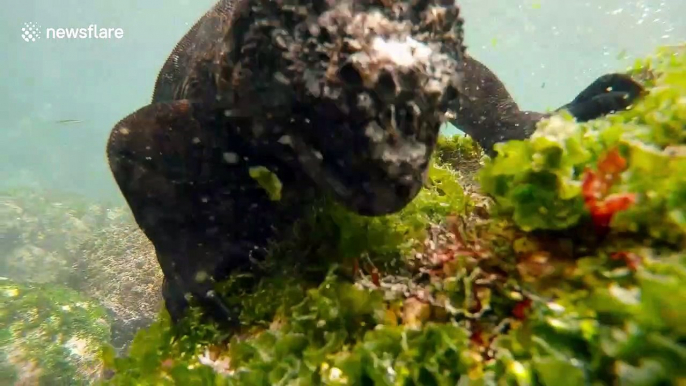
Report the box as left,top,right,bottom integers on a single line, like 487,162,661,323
21,22,41,42
21,21,124,43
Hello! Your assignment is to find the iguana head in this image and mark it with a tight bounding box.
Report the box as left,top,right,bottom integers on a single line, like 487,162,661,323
231,0,465,215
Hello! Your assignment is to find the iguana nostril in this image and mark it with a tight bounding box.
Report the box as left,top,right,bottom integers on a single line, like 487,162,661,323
339,62,363,86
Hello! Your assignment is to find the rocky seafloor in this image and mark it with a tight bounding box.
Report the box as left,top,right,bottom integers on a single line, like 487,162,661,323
2,44,685,386
1,190,163,384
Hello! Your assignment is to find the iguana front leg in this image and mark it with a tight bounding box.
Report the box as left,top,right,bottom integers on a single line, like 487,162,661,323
452,55,644,156
106,100,257,324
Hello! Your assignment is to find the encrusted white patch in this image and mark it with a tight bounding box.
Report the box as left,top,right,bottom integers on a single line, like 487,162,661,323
370,36,433,68
348,32,437,90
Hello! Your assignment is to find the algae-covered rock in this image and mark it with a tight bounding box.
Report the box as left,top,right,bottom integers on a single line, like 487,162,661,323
434,133,485,188
0,190,128,286
0,277,112,385
1,191,84,285
74,223,163,353
2,244,69,285
1,189,163,355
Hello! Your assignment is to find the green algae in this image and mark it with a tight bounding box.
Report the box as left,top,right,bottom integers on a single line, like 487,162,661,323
249,166,284,202
102,44,686,386
435,134,484,167
0,277,112,385
479,44,686,245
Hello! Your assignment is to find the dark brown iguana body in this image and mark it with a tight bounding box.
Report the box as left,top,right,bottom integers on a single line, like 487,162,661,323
152,1,240,103
107,0,643,323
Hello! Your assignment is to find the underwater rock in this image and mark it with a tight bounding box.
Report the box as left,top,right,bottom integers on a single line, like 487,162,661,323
0,191,110,286
0,277,112,385
75,223,163,354
0,190,163,354
3,245,69,285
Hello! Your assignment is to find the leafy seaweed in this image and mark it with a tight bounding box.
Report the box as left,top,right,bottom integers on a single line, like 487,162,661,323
479,45,686,246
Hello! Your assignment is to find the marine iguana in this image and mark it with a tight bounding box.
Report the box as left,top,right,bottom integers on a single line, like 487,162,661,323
106,0,643,323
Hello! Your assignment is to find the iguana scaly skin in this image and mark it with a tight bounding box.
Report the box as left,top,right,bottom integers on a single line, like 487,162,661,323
106,0,644,323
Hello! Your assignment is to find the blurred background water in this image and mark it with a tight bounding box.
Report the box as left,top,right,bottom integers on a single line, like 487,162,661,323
1,0,684,202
